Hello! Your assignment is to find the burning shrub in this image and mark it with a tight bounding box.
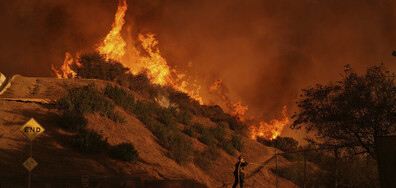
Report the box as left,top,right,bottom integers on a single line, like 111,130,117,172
201,105,231,123
72,129,109,154
110,142,139,162
231,134,244,152
103,84,134,111
58,111,88,132
228,117,249,135
194,146,220,171
257,136,298,152
75,52,129,81
169,90,202,115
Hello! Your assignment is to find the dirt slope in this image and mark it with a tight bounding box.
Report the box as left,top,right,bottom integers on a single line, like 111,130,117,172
0,75,298,188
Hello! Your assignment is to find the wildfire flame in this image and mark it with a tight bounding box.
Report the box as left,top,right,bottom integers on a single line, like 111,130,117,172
51,0,289,140
209,79,248,121
249,106,289,140
51,52,78,78
97,0,127,61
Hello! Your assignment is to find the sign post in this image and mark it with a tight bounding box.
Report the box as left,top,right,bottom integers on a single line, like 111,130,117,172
19,118,45,188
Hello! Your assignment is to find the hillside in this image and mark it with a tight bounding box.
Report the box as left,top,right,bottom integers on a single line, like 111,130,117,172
0,75,298,187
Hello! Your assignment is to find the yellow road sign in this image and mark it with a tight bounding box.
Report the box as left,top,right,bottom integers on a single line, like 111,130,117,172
19,118,45,141
23,157,38,171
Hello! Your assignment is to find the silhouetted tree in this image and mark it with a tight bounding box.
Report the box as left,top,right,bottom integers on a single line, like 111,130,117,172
292,64,395,159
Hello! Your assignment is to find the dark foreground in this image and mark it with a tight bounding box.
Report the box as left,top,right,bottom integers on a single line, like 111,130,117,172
0,175,207,188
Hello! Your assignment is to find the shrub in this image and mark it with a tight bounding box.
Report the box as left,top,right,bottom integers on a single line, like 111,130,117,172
75,52,129,81
228,118,248,135
257,136,298,152
210,126,226,142
57,84,115,116
231,134,244,152
183,126,197,138
193,123,204,134
158,108,177,128
176,111,192,126
169,90,202,115
107,111,127,124
167,133,193,164
219,139,235,156
110,142,139,162
199,128,216,145
194,146,220,171
58,111,88,132
133,101,161,118
201,105,231,123
103,84,134,110
72,129,109,154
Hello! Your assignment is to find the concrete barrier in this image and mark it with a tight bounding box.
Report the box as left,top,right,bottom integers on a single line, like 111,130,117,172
0,72,5,86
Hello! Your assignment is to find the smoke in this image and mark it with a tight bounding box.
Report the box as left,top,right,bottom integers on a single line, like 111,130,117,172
1,0,396,142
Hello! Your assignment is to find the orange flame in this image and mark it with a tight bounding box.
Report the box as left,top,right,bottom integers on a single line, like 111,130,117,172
249,106,289,140
97,0,127,61
95,0,202,104
51,52,77,78
209,79,248,121
50,0,287,140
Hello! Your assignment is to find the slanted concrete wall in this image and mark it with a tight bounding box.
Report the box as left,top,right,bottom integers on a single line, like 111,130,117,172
0,73,5,86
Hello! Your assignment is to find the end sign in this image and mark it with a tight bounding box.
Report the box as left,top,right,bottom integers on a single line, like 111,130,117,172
19,118,45,141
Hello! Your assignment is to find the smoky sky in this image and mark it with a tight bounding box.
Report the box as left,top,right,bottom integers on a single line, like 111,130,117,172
1,0,396,140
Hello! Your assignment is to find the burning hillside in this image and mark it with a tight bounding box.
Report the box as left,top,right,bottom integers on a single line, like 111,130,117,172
51,0,289,140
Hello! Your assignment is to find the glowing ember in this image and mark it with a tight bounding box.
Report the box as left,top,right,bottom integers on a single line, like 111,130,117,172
249,106,289,140
51,52,77,78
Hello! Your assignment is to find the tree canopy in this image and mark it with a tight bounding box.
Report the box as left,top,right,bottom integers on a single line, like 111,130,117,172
292,64,395,159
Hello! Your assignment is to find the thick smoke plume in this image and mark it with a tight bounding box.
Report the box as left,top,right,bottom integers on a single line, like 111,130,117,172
1,0,396,141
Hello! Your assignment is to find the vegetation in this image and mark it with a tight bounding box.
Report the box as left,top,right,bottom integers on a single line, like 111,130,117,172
74,52,129,82
199,128,216,146
292,64,395,159
103,84,134,111
110,142,139,162
219,139,235,156
257,136,299,152
231,134,244,152
194,146,220,171
57,84,115,116
58,111,87,132
72,129,109,154
166,133,193,164
183,126,198,138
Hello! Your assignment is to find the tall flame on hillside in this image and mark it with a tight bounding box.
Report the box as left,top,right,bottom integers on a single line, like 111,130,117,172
95,0,202,103
51,0,288,140
51,52,78,78
209,79,289,140
250,106,289,140
97,0,127,61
